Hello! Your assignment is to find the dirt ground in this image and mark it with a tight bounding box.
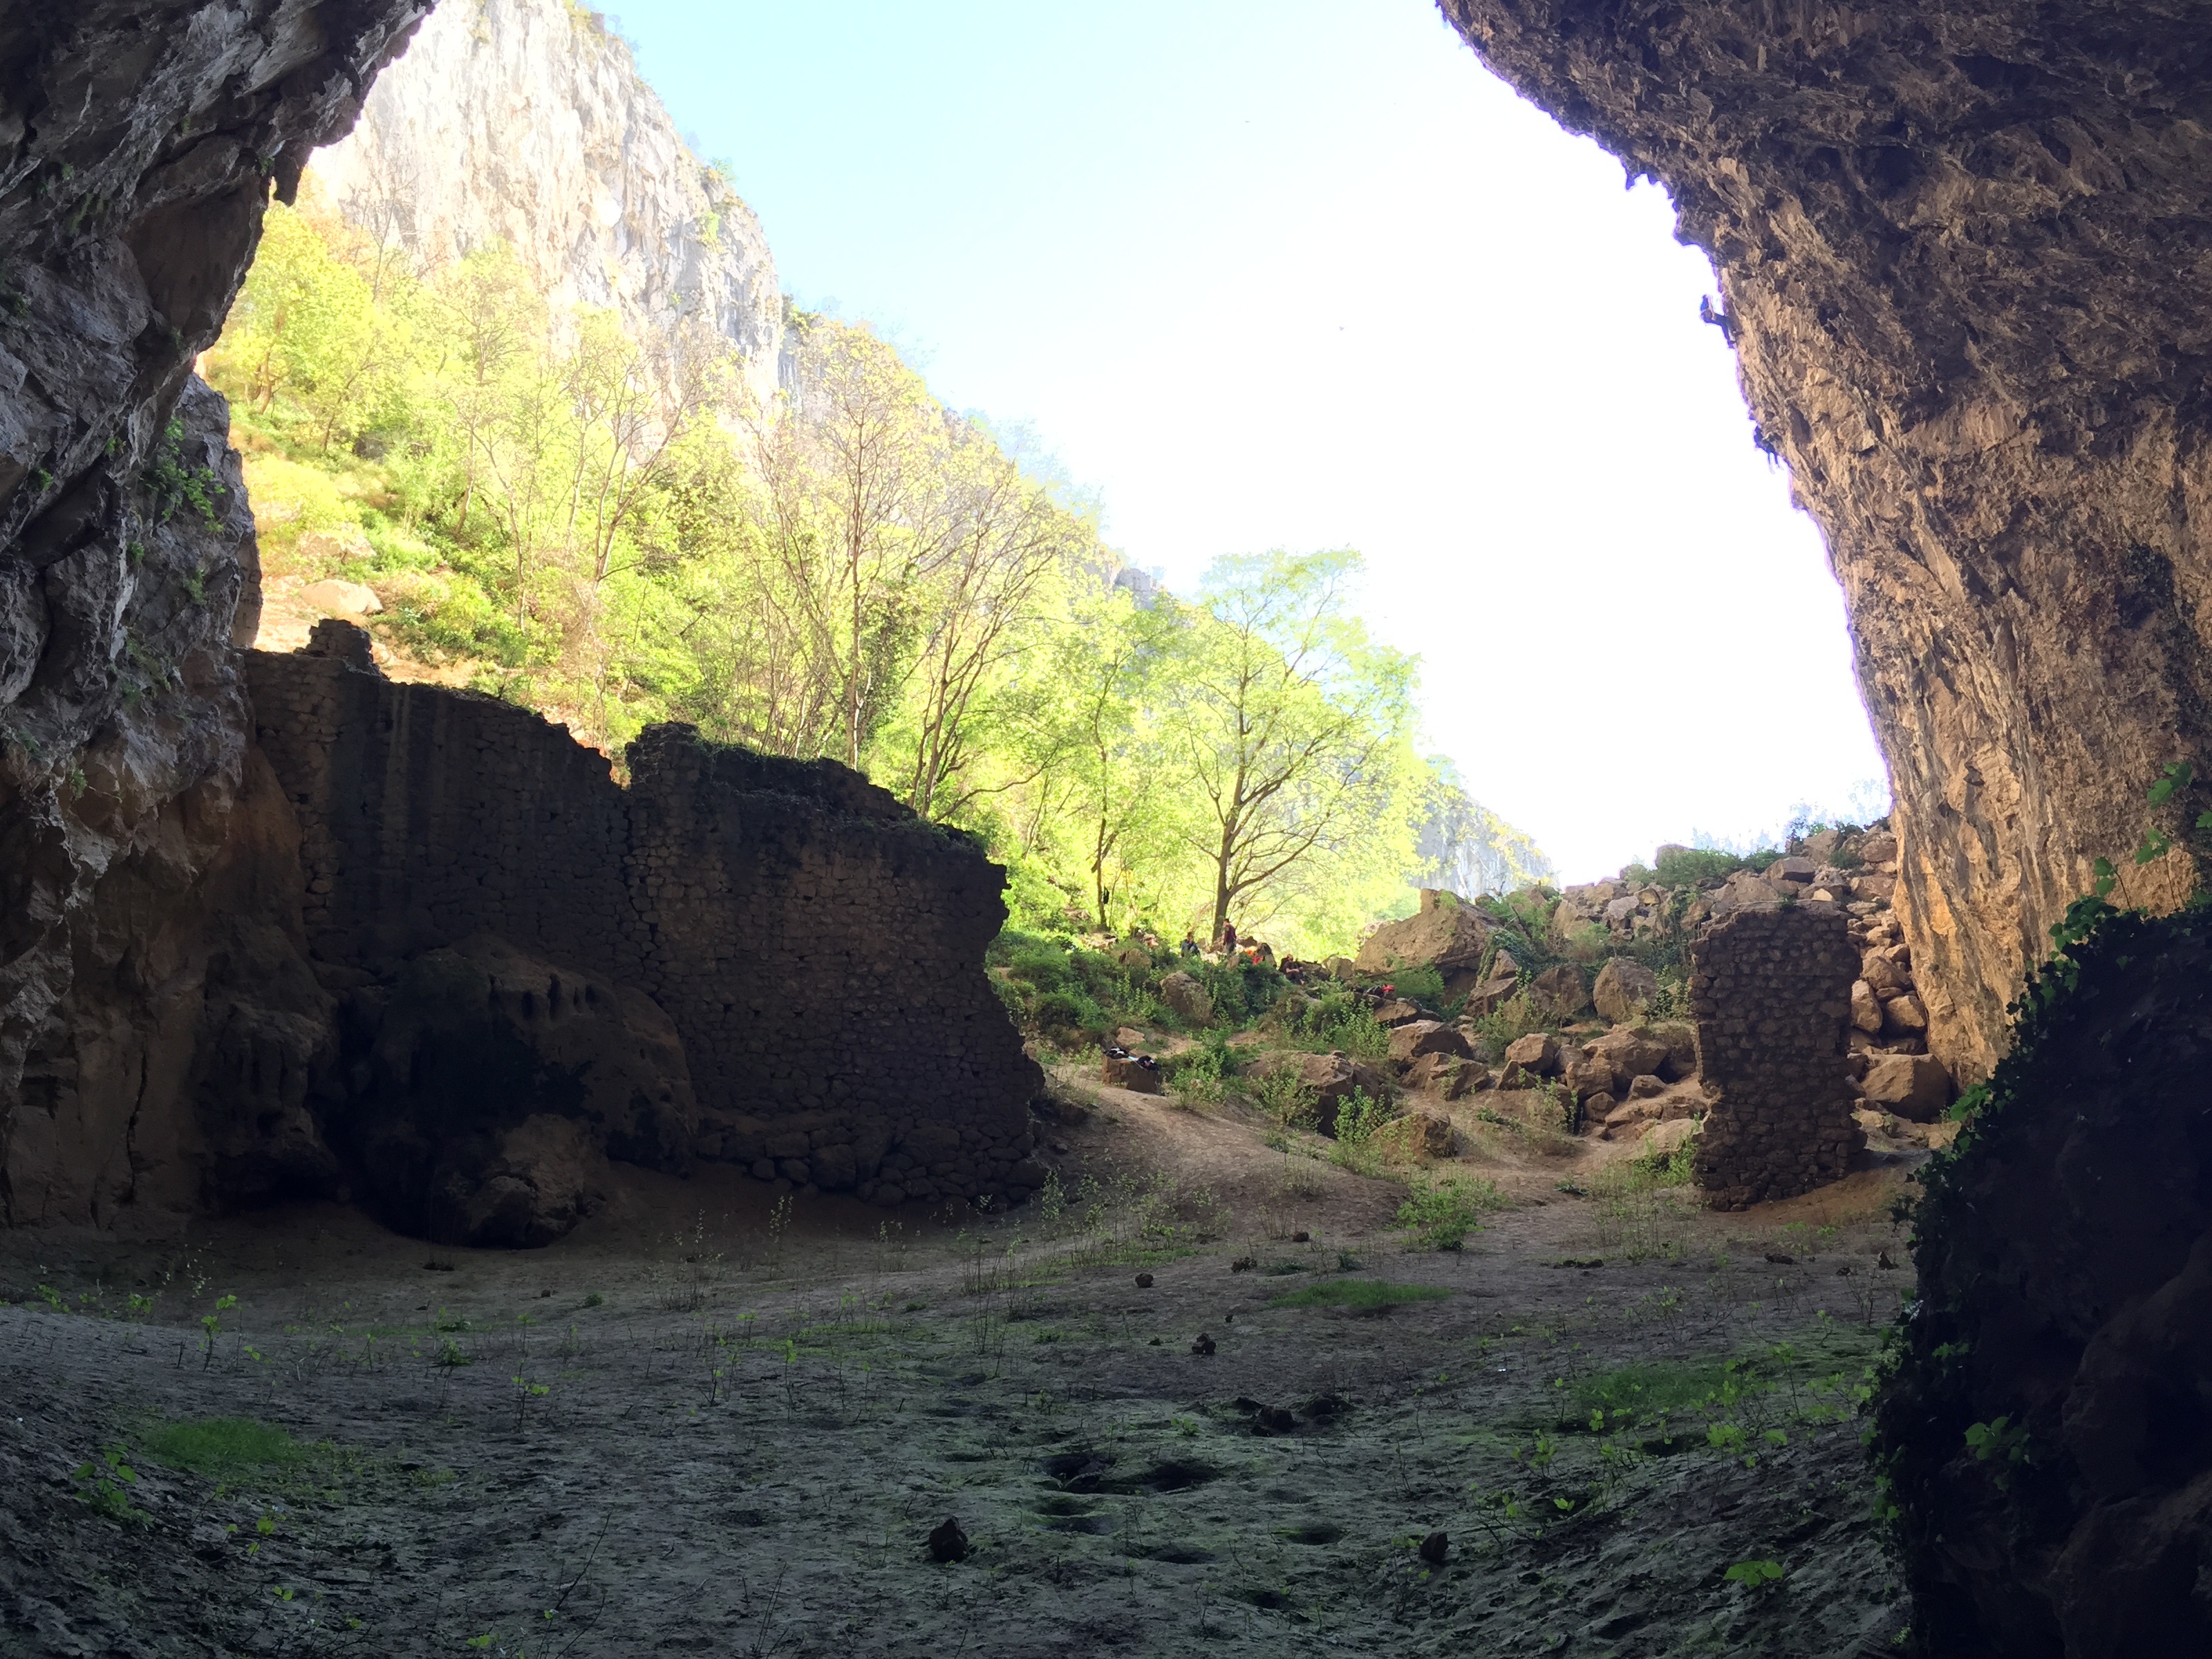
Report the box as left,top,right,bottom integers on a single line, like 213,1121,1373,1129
0,1076,1923,1658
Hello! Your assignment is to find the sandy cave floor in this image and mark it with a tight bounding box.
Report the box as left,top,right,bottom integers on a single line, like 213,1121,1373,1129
0,1082,1924,1658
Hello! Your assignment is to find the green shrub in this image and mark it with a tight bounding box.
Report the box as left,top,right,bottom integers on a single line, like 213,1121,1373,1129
1003,941,1074,991
1253,1065,1320,1132
1032,987,1107,1037
1297,997,1389,1060
1396,1175,1506,1250
1470,991,1547,1055
1382,963,1446,1006
1652,846,1747,886
1332,1087,1395,1145
1589,1134,1698,1198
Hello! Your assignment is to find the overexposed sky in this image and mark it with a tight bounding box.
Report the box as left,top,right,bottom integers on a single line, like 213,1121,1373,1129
615,0,1889,881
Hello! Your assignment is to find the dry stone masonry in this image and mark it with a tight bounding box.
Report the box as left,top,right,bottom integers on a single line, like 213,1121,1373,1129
1689,906,1864,1210
247,624,1042,1240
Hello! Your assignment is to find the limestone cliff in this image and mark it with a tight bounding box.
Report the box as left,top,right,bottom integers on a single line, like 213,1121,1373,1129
310,0,783,404
0,0,428,1224
1439,0,2212,1083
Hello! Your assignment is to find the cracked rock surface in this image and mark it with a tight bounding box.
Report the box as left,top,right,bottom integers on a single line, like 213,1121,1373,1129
0,0,428,1221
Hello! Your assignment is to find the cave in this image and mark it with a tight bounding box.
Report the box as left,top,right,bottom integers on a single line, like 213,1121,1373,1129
3,1,2210,1651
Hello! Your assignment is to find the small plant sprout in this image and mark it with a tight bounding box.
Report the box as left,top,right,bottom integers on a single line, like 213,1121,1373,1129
201,1293,238,1369
71,1446,144,1522
513,1371,550,1429
1724,1559,1787,1591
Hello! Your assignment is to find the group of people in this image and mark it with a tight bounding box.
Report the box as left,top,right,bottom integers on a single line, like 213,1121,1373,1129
1171,920,1304,978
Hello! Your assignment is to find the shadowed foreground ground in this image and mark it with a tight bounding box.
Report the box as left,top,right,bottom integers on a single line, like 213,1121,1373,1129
0,1088,1918,1657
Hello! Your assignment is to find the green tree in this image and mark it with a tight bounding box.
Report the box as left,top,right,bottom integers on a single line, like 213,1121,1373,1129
1172,550,1418,946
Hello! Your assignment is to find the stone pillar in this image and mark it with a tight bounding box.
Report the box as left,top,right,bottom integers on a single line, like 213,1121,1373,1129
1690,906,1863,1210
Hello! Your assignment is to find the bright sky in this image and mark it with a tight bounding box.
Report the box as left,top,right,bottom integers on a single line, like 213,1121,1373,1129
614,0,1890,882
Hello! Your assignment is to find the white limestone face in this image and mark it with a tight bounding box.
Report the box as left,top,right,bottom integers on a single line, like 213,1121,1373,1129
312,0,782,404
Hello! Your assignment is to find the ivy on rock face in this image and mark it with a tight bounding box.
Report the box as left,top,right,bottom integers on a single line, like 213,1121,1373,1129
1869,897,2212,1656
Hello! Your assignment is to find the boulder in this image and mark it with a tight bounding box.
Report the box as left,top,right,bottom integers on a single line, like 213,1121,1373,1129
1372,997,1425,1026
444,1114,605,1249
1645,1020,1698,1081
1850,978,1885,1033
1490,948,1523,980
1709,868,1781,913
1356,888,1494,978
299,577,382,617
1502,1032,1562,1076
1101,1054,1162,1094
1376,1109,1455,1161
1529,964,1590,1019
1855,831,1898,866
1628,1072,1667,1099
1560,1054,1616,1103
1591,1027,1669,1084
1591,957,1660,1024
1882,993,1930,1035
1642,1116,1698,1159
1401,1051,1464,1093
1389,1020,1474,1066
1461,975,1522,1017
1853,872,1899,901
1765,855,1819,889
1860,1053,1953,1123
1862,951,1913,999
1160,971,1214,1026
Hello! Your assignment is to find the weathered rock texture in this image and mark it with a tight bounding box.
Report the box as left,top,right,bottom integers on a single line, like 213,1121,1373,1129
310,0,784,404
1689,906,1862,1208
1440,0,2212,1085
1873,906,2212,1657
1356,888,1496,994
0,0,429,1224
250,628,1041,1231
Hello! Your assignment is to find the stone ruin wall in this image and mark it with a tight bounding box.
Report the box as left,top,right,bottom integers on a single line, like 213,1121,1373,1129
1690,906,1864,1210
247,630,1042,1213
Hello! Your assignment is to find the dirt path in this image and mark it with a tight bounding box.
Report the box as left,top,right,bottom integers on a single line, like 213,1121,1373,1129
0,1092,1920,1658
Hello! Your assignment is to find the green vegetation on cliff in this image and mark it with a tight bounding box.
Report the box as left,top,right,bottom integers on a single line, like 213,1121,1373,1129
208,194,1548,952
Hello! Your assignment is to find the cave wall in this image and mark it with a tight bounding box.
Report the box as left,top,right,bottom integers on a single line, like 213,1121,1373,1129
0,2,431,1221
1439,0,2212,1082
248,637,1044,1210
1872,906,2212,1657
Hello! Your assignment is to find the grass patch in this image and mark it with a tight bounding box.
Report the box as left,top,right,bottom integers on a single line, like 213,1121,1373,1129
1572,1359,1732,1425
1396,1174,1507,1250
139,1416,306,1480
1268,1279,1449,1313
